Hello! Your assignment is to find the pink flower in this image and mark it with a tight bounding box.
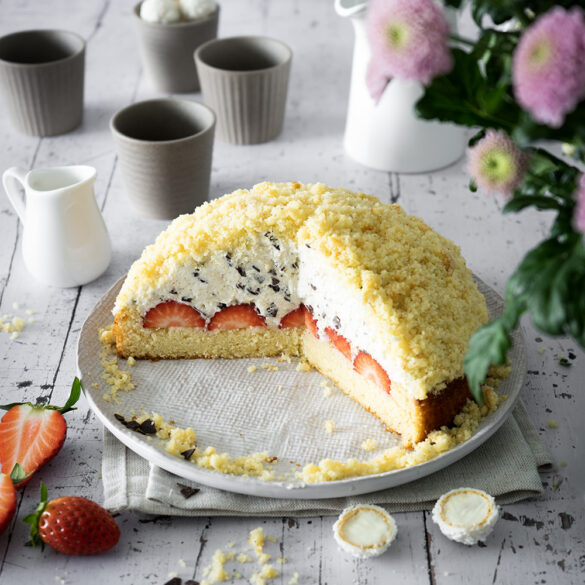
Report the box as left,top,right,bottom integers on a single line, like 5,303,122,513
575,174,585,233
513,7,585,128
467,130,529,197
366,57,392,104
366,0,453,94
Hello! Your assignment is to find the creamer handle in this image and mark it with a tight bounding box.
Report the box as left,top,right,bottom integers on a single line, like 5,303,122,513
2,167,28,224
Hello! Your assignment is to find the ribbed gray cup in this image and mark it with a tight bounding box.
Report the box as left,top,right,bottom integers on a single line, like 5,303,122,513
134,2,219,93
195,36,292,144
0,30,85,136
110,98,215,220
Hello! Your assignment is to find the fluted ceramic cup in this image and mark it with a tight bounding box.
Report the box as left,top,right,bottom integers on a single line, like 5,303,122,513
0,30,85,136
195,36,292,144
134,2,219,93
110,98,215,220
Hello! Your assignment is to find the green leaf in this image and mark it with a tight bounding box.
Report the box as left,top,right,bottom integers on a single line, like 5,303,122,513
23,482,49,550
503,195,562,214
9,463,28,484
57,377,82,414
464,305,521,402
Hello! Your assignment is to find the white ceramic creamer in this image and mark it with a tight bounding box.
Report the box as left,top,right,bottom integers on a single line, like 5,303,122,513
335,0,465,173
2,165,111,287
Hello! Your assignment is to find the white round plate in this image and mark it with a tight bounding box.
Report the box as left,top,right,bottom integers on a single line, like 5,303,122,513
78,275,525,499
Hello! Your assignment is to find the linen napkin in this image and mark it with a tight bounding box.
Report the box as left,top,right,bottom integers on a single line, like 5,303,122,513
102,401,551,516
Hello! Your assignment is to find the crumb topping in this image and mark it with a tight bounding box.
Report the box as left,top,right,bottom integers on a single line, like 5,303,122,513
114,182,488,396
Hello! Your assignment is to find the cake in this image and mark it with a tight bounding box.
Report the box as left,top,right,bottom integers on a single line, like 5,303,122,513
113,182,489,446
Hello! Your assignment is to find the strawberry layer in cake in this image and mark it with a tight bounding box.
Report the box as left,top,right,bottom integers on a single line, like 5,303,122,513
113,182,488,446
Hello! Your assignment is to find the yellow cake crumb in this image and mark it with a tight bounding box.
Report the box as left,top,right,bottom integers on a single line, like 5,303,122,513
247,365,257,373
361,438,377,451
257,552,270,565
127,356,136,366
547,419,558,429
201,549,235,584
296,361,312,372
237,553,252,563
323,386,332,397
261,363,279,372
289,572,299,585
325,420,335,434
276,557,286,564
248,527,265,555
250,565,279,585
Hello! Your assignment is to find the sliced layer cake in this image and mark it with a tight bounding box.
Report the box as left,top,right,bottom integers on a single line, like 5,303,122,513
112,182,488,446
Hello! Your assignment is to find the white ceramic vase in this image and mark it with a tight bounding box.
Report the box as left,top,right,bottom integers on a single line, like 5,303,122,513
335,0,465,173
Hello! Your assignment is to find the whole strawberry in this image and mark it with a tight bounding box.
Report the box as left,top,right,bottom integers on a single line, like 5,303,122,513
25,484,120,555
0,378,81,487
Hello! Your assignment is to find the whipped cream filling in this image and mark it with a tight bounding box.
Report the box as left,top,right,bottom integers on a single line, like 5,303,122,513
125,234,405,387
297,245,408,390
134,233,300,327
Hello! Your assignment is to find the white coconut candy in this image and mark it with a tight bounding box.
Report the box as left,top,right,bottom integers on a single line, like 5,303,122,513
432,488,499,545
333,505,397,558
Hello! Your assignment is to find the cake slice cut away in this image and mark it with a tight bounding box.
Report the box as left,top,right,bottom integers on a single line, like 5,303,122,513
112,182,489,446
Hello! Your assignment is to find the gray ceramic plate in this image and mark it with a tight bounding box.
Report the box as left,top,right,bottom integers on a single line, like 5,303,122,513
77,275,525,499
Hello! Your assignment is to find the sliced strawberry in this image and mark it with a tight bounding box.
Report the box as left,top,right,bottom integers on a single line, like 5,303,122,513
208,304,267,330
0,469,17,535
304,310,319,338
325,328,352,361
0,379,81,488
353,352,391,394
143,301,205,328
279,306,307,328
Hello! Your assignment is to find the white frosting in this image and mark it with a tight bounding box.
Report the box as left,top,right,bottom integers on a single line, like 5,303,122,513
134,234,301,326
432,488,499,546
297,245,407,389
140,0,181,23
333,505,397,558
178,0,217,19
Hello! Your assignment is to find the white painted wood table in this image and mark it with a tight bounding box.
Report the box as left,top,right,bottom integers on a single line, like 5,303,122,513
0,1,583,584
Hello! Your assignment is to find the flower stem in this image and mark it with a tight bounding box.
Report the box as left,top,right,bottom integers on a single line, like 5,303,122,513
449,33,475,47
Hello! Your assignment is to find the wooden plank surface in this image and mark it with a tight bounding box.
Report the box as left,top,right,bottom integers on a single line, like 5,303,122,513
0,1,583,584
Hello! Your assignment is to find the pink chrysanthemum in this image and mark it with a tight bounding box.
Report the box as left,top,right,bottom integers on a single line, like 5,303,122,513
513,7,585,128
468,130,529,196
575,174,585,234
366,0,453,92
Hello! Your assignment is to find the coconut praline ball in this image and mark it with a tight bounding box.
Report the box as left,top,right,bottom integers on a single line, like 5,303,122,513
432,487,499,546
333,505,397,558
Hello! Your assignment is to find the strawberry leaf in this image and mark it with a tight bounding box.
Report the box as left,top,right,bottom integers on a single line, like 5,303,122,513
23,483,49,550
0,377,81,414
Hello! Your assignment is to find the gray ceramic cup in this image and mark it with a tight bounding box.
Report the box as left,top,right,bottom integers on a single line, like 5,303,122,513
110,98,215,219
134,2,219,93
195,36,292,144
0,29,85,136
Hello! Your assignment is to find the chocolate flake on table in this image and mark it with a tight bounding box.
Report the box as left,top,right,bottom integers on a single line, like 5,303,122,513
176,483,200,499
163,578,183,585
184,581,200,585
114,413,157,435
180,448,196,460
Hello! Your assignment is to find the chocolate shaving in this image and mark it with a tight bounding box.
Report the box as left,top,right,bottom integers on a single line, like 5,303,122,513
180,448,196,460
139,419,157,434
164,578,182,585
177,483,200,499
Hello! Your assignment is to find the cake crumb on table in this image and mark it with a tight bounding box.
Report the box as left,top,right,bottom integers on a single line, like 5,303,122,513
289,572,299,585
547,419,558,429
247,365,257,373
325,420,335,434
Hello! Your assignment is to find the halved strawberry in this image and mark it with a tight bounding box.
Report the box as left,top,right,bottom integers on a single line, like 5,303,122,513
0,465,25,535
304,310,319,338
143,301,205,328
325,328,352,361
0,378,81,488
353,352,391,394
208,304,267,330
279,306,307,328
